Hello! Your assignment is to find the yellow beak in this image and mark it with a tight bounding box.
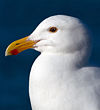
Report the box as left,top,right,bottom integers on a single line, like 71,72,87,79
5,36,37,56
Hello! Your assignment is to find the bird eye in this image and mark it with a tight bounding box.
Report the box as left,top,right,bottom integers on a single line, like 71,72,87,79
49,27,58,33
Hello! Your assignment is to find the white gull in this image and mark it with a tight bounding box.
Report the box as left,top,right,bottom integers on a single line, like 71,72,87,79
5,15,100,110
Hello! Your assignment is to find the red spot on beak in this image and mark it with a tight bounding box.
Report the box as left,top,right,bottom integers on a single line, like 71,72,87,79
10,49,19,55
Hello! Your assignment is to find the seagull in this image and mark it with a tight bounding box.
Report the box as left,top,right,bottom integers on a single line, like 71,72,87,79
5,15,100,110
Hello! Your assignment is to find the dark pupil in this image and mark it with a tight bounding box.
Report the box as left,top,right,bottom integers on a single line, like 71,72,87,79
50,27,56,32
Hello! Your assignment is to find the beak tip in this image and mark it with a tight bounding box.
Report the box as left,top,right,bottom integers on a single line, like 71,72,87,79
5,51,9,56
5,54,7,56
5,49,8,56
5,48,11,56
5,53,8,56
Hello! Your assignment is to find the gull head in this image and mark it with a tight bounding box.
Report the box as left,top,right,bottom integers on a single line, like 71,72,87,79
5,15,91,57
28,15,91,54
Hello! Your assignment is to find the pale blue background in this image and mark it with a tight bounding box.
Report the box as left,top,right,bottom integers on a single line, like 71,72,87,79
0,0,100,110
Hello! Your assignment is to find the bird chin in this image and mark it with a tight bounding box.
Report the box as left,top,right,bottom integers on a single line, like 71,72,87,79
33,46,43,52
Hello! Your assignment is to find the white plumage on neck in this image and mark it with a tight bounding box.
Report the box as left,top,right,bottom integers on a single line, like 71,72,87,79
29,53,100,110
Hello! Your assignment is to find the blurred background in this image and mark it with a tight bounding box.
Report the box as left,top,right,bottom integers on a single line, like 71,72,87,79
0,0,100,110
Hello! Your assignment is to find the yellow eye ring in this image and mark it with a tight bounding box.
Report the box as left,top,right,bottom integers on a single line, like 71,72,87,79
49,27,58,33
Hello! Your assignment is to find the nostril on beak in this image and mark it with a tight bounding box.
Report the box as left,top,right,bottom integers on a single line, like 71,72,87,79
16,43,20,45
